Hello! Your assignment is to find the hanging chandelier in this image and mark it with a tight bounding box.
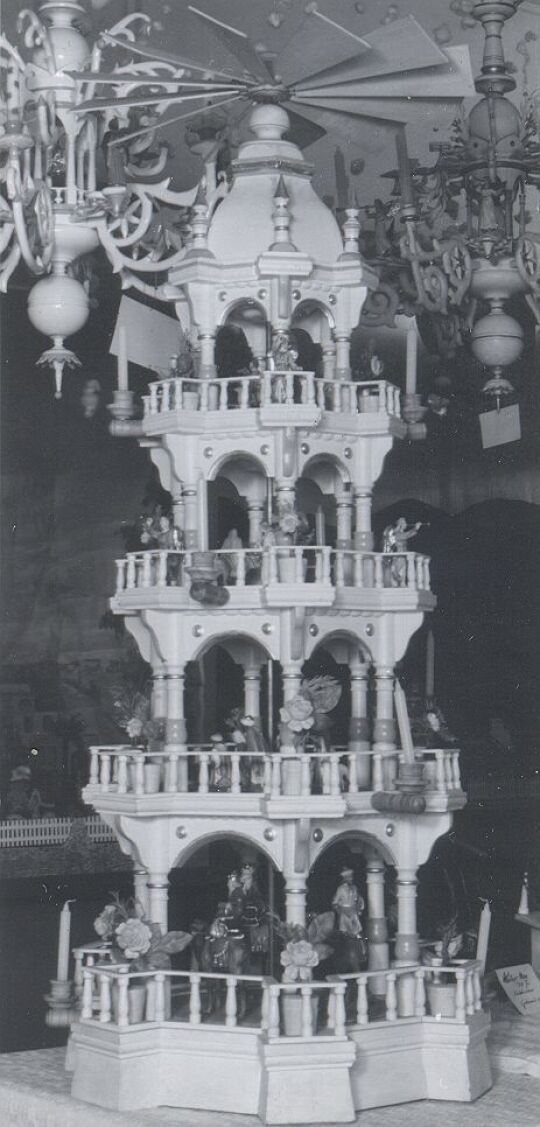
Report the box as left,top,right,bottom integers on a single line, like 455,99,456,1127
361,0,540,408
0,0,476,398
0,0,221,397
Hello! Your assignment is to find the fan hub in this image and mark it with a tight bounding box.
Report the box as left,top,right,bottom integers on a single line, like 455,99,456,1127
251,83,289,105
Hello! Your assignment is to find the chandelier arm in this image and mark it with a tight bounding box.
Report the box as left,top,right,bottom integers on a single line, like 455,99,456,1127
99,32,255,88
524,292,540,327
17,10,55,74
516,235,540,297
0,240,21,293
119,270,181,303
99,14,152,48
103,191,154,248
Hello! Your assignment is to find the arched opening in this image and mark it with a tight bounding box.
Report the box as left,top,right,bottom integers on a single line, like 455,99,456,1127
190,634,275,767
169,834,285,982
208,453,268,556
299,455,352,548
218,298,269,365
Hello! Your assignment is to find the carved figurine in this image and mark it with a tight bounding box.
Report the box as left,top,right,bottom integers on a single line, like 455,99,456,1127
382,517,423,587
332,866,365,939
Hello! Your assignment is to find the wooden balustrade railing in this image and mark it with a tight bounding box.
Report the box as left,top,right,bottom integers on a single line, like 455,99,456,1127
142,375,401,418
77,958,482,1034
337,960,483,1026
114,546,431,596
87,744,461,799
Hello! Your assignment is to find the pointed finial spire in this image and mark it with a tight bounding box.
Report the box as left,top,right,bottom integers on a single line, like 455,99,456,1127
269,174,296,251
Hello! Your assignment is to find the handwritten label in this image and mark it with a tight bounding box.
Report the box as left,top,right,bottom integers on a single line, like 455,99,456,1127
496,964,540,1017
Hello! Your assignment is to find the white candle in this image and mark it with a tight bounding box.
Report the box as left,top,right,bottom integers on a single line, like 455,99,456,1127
405,317,418,396
117,325,128,391
476,901,492,973
425,628,435,701
56,900,74,982
394,682,414,765
315,505,325,545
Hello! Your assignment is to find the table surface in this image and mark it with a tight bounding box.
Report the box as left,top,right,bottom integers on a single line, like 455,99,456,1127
1,1005,539,1127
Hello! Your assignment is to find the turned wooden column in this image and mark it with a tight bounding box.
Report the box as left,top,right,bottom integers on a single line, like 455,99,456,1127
134,867,150,918
284,875,307,928
336,491,354,550
182,485,199,549
394,869,420,963
247,502,265,547
244,665,262,719
349,661,371,787
354,489,374,550
165,664,188,792
366,855,390,995
147,872,169,931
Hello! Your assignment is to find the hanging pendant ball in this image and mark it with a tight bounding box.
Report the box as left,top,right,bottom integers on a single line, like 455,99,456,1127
471,311,523,370
28,274,89,340
312,828,324,842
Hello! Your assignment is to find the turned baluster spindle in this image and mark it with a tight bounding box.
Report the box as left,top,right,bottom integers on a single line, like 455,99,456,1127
149,384,159,413
374,556,384,589
134,757,145,796
189,974,202,1025
321,757,331,795
295,549,304,584
455,969,466,1021
372,754,384,791
82,969,93,1019
268,986,280,1038
157,551,168,587
316,380,325,408
225,976,238,1027
263,756,272,795
386,973,397,1021
116,972,129,1027
306,373,315,405
326,988,336,1031
271,755,281,797
473,969,482,1011
348,752,358,794
261,982,269,1030
314,548,323,583
73,950,84,994
435,750,446,793
239,378,248,409
236,552,246,587
99,974,112,1023
166,752,179,794
335,552,345,587
301,985,313,1037
89,749,99,786
322,547,331,584
126,555,136,589
231,753,241,794
301,757,311,797
199,752,209,794
334,983,346,1036
414,969,426,1017
465,970,475,1016
330,756,340,796
268,548,278,584
354,552,364,587
452,751,461,789
378,382,386,411
154,973,166,1022
99,753,111,792
115,559,126,593
117,755,128,795
285,372,293,404
357,975,369,1025
444,753,453,789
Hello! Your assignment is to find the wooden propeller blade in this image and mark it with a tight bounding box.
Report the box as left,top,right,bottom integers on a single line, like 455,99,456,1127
188,5,274,82
295,16,449,89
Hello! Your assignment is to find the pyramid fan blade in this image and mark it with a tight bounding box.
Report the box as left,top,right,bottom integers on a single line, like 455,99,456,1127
277,7,371,87
282,105,326,149
76,89,237,113
296,46,475,102
188,5,273,82
286,101,397,144
295,16,448,90
101,33,250,86
292,93,464,127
